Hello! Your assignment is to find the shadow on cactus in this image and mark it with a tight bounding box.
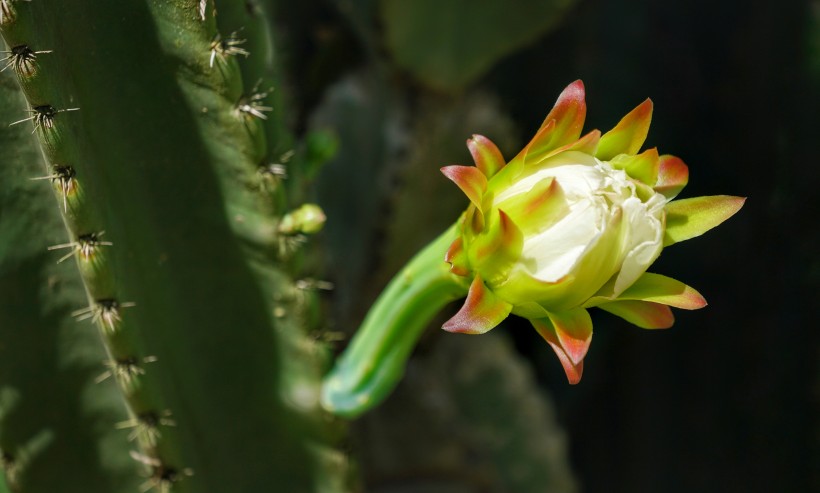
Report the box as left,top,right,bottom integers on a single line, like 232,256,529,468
321,80,745,418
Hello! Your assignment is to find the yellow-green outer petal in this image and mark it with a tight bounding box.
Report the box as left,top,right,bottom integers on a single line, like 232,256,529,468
598,300,674,329
595,99,653,160
613,272,706,309
664,195,746,246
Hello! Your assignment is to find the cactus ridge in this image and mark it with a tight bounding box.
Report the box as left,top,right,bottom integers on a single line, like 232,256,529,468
1,3,190,489
1,1,351,491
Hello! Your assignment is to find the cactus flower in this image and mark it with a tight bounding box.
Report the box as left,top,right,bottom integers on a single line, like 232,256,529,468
440,80,744,383
322,80,744,417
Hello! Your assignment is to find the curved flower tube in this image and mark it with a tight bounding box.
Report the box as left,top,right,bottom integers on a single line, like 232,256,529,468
322,80,745,418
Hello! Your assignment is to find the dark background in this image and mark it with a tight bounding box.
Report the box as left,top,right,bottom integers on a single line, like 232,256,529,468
278,0,818,491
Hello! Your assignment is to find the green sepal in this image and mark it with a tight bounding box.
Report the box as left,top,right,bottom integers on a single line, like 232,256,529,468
443,275,513,335
530,318,584,384
444,236,470,276
597,300,674,329
596,99,653,160
495,176,567,236
622,272,705,308
654,154,689,199
663,195,746,246
610,147,660,185
588,272,706,309
441,165,488,212
467,134,506,179
467,210,524,285
546,308,593,365
509,80,587,168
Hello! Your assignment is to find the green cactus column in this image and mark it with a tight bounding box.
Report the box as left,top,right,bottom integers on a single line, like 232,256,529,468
0,1,350,492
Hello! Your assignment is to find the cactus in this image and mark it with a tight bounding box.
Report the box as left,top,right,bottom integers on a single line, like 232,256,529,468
0,1,350,492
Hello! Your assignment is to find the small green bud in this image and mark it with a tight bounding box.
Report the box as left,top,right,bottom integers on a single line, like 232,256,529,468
279,203,326,235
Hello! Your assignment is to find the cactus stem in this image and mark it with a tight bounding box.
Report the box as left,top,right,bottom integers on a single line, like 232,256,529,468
95,355,158,386
237,83,273,120
47,231,112,263
9,105,79,132
0,44,51,76
29,164,75,211
72,299,136,332
209,30,249,68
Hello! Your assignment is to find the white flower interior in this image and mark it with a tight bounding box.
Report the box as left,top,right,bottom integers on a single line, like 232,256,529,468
495,151,665,295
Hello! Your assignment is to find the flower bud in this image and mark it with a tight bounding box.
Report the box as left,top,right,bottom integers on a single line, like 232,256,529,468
321,81,745,418
441,80,745,383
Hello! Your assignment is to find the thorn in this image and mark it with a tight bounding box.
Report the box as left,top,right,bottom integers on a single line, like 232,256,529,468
72,299,135,333
95,355,157,385
277,234,306,258
30,164,75,212
9,105,79,133
116,411,175,446
0,44,52,76
0,0,31,25
48,231,112,263
295,278,334,291
209,30,249,68
237,81,273,120
131,451,193,493
259,163,288,180
257,150,293,192
198,0,207,20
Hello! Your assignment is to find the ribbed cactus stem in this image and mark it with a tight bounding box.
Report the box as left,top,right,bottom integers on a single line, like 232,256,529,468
2,1,350,491
0,4,187,489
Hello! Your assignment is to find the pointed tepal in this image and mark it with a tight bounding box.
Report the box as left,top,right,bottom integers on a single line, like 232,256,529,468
443,275,512,335
441,165,488,211
467,134,506,179
596,99,653,160
663,196,746,246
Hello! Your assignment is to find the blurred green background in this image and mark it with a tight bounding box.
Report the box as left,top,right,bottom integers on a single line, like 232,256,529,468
277,0,817,491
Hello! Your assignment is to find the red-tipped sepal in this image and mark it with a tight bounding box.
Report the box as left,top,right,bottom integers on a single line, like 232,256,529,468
468,135,506,179
442,275,512,335
614,272,707,309
598,300,675,329
441,165,488,212
654,155,689,200
519,80,587,165
444,236,469,276
531,317,584,384
611,147,660,186
596,99,653,160
495,176,567,236
468,210,523,285
664,195,746,246
547,308,593,365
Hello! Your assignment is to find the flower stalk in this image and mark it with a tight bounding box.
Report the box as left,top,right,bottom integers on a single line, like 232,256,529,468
321,224,470,417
